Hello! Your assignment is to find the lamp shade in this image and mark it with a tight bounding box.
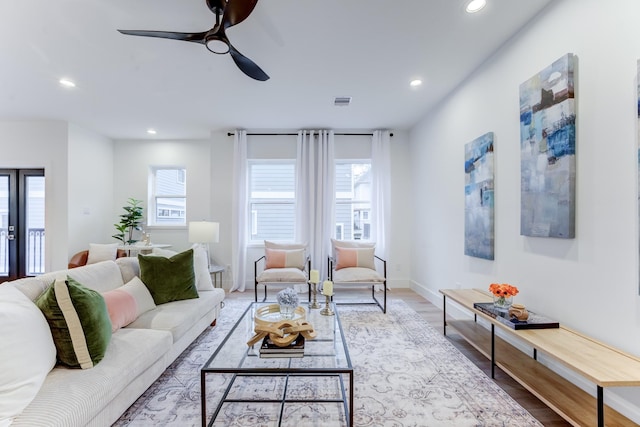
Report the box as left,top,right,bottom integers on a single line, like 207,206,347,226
188,221,219,243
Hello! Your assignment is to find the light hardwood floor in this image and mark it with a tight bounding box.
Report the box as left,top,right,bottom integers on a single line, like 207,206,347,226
224,287,571,426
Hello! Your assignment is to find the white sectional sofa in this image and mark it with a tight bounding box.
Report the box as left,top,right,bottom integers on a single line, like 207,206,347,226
1,256,225,427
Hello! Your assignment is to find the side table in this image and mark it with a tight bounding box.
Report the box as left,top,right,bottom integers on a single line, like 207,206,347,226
209,265,225,288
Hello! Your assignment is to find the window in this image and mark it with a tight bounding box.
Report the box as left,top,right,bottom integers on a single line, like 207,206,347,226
248,161,295,242
149,167,186,226
335,162,371,240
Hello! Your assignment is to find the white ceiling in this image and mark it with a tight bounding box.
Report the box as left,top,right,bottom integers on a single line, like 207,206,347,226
0,0,553,140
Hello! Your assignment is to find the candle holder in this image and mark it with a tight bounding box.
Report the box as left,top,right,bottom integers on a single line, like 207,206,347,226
320,293,334,316
309,282,321,309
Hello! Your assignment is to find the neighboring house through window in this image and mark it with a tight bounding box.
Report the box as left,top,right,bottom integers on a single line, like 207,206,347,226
148,167,187,226
248,160,295,242
335,161,371,240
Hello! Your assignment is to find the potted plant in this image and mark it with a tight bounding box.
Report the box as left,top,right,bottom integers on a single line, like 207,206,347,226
113,198,144,245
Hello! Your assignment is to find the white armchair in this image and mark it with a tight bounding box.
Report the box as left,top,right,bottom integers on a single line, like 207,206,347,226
254,241,311,302
328,239,387,313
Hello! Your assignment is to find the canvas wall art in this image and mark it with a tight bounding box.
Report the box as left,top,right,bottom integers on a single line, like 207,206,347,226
519,53,576,238
464,132,494,260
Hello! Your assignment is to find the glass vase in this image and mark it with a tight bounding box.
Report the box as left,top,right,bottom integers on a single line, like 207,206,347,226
493,295,512,312
279,303,296,319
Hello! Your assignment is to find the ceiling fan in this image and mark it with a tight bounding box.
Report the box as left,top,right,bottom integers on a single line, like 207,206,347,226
118,0,269,81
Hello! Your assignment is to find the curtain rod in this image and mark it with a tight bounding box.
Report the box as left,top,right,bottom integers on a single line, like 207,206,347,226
226,132,393,137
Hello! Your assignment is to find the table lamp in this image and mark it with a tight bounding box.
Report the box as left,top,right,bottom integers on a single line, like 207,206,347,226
188,221,219,268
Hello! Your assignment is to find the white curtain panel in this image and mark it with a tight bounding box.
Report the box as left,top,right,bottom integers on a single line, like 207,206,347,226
371,130,391,261
296,130,335,276
230,130,248,292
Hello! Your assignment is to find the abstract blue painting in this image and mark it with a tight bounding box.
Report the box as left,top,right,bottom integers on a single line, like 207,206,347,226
519,53,576,238
465,132,494,260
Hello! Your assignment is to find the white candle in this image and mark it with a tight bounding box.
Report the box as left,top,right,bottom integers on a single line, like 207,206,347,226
322,280,333,296
310,269,319,284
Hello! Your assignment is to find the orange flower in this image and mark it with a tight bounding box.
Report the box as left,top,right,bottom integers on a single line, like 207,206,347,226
489,283,519,297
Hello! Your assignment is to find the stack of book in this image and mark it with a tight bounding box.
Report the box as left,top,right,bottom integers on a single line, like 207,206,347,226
259,335,305,358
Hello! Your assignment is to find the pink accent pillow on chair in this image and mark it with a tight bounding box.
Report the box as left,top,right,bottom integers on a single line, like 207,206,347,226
335,247,376,270
265,248,305,269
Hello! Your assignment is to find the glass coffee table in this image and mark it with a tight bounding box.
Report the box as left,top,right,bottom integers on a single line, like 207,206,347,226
200,302,353,426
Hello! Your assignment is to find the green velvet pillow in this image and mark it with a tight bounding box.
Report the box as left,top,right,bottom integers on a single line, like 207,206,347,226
35,277,112,369
138,248,198,304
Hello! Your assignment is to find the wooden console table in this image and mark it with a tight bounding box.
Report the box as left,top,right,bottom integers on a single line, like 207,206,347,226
440,288,640,427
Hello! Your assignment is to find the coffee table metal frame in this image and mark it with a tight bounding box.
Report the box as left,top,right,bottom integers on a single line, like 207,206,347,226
200,302,353,427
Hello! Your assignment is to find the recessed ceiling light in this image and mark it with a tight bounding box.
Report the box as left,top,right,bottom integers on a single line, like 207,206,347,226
146,128,157,135
410,79,423,87
466,0,486,13
59,78,76,88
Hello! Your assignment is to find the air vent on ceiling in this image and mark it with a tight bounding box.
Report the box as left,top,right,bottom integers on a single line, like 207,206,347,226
334,96,352,107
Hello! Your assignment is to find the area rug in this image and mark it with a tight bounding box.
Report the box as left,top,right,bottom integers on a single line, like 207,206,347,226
114,299,543,426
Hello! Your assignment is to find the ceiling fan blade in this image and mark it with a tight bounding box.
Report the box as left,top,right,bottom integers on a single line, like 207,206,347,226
223,0,259,28
229,44,269,81
117,29,206,44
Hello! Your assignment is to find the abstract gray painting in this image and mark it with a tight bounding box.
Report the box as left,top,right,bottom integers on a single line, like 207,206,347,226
519,53,576,238
465,132,494,260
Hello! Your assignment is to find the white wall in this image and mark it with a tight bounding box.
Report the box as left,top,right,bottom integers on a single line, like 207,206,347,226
68,124,115,255
113,139,213,253
0,120,69,271
409,0,640,419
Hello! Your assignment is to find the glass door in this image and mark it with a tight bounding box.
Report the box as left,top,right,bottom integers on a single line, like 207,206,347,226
0,169,45,282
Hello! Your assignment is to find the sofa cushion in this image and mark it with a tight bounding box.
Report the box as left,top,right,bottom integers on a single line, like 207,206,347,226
334,246,376,270
126,290,221,344
138,249,198,304
87,243,118,265
102,277,156,332
10,273,61,302
0,285,56,427
36,277,112,369
115,256,140,283
66,260,125,293
10,328,172,427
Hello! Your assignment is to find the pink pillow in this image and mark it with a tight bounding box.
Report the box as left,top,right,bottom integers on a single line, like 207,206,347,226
103,289,137,332
335,247,375,270
102,277,156,332
265,248,305,269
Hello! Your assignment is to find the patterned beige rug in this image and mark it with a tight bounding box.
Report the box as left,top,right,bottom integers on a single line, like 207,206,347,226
114,299,543,426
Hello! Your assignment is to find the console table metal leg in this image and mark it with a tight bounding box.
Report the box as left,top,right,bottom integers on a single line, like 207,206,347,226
443,295,447,336
597,386,604,427
349,371,354,426
491,324,495,379
201,371,206,427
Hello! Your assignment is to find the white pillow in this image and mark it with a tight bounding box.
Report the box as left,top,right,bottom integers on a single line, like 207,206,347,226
191,245,214,291
87,243,118,264
264,240,307,250
0,285,56,425
151,247,178,258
